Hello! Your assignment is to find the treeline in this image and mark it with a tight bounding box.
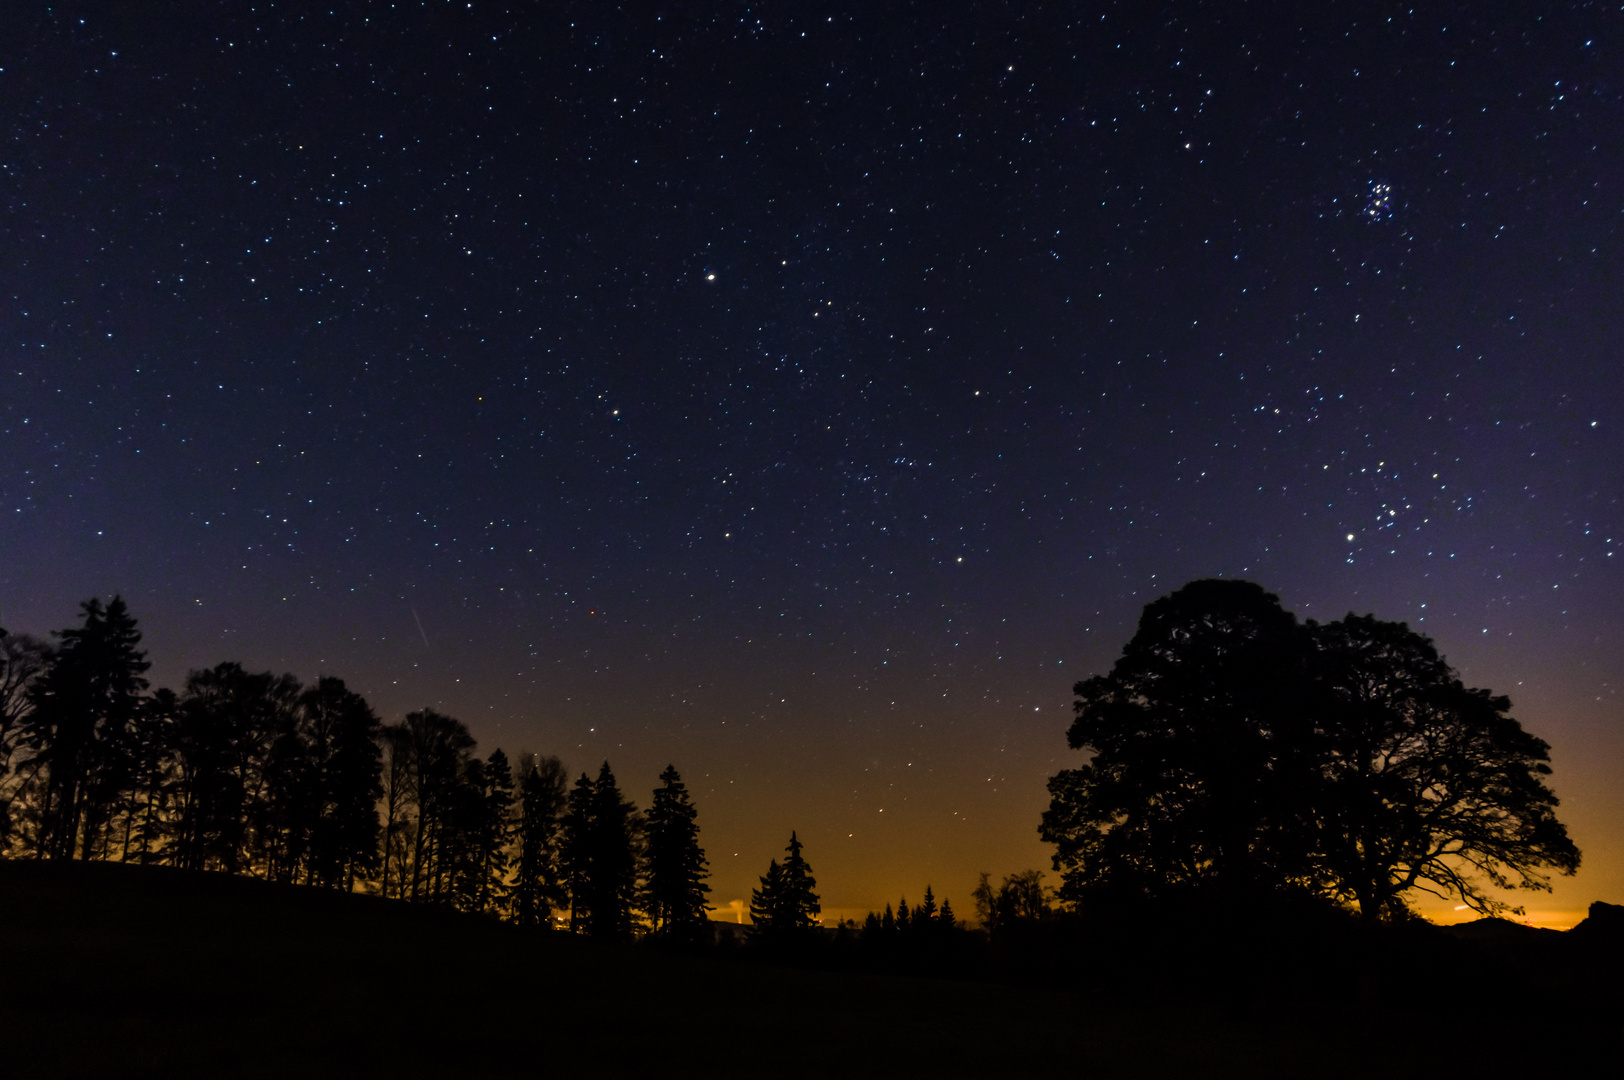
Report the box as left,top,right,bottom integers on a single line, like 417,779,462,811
0,597,710,939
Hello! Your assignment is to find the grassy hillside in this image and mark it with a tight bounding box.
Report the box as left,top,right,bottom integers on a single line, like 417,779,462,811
0,861,1610,1078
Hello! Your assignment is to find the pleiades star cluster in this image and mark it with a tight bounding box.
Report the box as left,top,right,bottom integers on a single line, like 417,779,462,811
4,2,1620,923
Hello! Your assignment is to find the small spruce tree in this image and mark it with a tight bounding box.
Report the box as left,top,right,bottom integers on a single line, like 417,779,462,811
750,858,783,934
774,831,821,932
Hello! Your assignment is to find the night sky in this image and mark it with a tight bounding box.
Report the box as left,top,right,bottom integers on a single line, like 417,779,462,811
5,2,1621,926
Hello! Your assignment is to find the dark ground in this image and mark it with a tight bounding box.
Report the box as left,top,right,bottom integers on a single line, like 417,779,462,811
0,861,1614,1078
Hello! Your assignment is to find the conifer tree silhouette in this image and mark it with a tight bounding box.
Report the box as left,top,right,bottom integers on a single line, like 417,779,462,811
749,858,783,935
642,764,710,935
778,831,819,929
559,763,641,938
472,748,514,914
919,885,938,924
513,753,567,927
752,831,820,939
561,771,596,930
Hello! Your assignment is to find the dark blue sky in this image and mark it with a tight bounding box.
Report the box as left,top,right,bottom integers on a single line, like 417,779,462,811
5,1,1620,923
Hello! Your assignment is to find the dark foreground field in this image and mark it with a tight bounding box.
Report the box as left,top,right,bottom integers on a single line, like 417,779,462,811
0,862,1613,1079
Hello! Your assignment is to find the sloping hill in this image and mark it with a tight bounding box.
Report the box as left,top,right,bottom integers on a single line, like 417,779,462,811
0,861,1611,1078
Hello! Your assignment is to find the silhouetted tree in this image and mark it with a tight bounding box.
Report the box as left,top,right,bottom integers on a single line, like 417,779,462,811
297,677,383,890
1309,614,1581,919
123,687,178,864
778,832,819,928
559,763,642,938
918,885,938,924
512,753,567,926
259,691,315,882
560,770,596,928
751,832,820,939
587,762,641,937
1041,581,1323,901
441,755,491,911
470,748,514,915
972,870,1054,933
750,858,784,934
22,598,150,860
400,709,477,903
642,764,710,935
1042,580,1582,920
171,663,301,874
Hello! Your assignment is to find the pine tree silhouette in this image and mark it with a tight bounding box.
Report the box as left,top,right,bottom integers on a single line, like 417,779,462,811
643,765,710,935
752,831,819,942
513,754,567,927
749,858,783,935
778,831,819,930
561,771,596,930
560,763,641,938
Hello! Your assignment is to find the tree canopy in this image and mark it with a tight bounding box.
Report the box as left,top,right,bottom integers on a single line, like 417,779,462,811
1309,614,1580,919
1041,579,1580,919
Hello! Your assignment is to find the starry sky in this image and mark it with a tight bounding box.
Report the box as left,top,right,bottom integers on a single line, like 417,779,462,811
4,2,1621,927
